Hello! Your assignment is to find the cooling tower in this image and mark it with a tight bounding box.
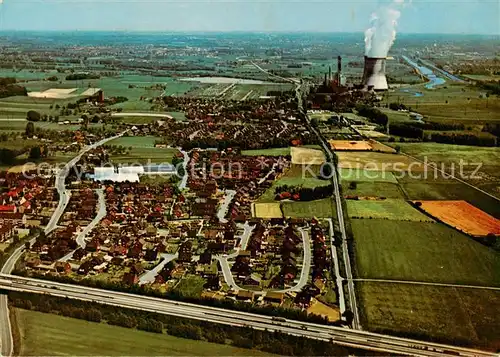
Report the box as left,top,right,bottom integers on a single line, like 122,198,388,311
362,56,388,91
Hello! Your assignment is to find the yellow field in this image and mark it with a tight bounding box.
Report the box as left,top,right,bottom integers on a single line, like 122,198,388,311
252,202,283,218
291,147,326,165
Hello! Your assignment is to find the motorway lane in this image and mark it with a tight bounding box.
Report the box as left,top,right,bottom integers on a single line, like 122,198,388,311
0,275,495,357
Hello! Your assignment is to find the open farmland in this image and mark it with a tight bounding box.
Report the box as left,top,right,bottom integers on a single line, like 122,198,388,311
415,200,500,236
347,199,433,222
185,81,292,101
339,168,397,183
241,145,322,157
343,182,405,199
282,198,335,219
252,202,283,219
15,309,272,356
337,152,423,172
291,147,326,165
385,84,500,124
106,136,178,164
352,219,500,285
328,140,373,151
357,282,500,350
399,179,500,218
107,136,162,148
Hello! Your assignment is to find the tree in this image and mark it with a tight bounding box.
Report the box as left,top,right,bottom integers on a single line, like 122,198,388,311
29,146,42,160
27,110,41,122
348,182,357,190
25,122,35,138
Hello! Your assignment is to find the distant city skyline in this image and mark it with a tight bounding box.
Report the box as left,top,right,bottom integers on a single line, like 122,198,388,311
0,0,498,35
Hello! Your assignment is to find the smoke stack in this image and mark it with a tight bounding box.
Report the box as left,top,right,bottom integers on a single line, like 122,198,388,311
362,56,388,91
337,56,342,74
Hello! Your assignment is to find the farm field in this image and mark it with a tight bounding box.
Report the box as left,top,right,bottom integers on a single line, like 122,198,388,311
186,82,292,101
252,202,282,219
352,219,500,286
241,145,322,157
257,164,330,203
110,147,179,165
282,198,335,219
291,147,326,165
336,152,422,172
15,309,271,356
415,200,500,237
399,179,500,218
395,142,500,177
107,136,162,148
328,140,372,151
357,282,500,350
343,182,405,199
384,84,500,123
339,168,398,183
347,199,433,222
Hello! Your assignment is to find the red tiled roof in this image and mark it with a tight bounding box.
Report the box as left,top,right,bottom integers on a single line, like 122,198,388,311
0,205,16,212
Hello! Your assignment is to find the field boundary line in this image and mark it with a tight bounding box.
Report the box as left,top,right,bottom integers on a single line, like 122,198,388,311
351,278,500,291
400,152,500,203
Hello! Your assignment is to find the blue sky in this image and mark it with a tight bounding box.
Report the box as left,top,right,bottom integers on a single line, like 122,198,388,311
0,0,498,34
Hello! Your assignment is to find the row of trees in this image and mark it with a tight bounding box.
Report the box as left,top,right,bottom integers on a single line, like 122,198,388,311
13,269,333,325
275,184,334,202
355,104,389,127
9,292,366,356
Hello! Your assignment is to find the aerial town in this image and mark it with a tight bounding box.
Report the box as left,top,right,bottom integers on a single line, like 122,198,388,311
0,1,498,356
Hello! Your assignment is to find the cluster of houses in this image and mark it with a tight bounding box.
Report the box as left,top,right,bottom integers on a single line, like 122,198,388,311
188,150,288,222
0,173,59,244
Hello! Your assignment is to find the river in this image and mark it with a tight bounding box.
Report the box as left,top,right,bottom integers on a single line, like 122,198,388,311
402,55,446,90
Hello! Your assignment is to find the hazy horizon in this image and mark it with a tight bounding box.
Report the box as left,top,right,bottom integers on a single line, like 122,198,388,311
0,0,498,35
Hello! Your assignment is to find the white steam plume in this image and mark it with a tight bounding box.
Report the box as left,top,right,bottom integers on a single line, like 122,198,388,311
364,1,404,58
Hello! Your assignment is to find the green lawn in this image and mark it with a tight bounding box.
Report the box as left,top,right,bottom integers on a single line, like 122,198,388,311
16,309,272,356
352,219,500,286
357,282,500,350
347,199,432,222
172,275,206,299
282,198,336,219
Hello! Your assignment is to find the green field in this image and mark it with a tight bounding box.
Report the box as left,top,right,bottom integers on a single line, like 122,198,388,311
282,197,336,219
382,84,500,123
352,219,500,286
357,282,500,350
257,164,331,203
339,168,398,183
106,135,178,164
107,136,162,148
16,309,271,356
347,199,433,222
343,182,405,199
242,145,322,157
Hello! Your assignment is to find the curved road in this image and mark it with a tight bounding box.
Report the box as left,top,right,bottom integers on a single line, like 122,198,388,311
0,133,124,357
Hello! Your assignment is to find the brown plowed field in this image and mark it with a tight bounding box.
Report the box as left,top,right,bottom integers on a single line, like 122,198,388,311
415,200,500,236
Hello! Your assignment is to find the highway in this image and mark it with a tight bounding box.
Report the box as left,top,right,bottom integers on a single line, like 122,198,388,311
0,133,124,357
295,84,361,329
0,274,496,357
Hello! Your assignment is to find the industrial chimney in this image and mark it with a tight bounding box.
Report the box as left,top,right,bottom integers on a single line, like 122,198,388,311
362,56,388,91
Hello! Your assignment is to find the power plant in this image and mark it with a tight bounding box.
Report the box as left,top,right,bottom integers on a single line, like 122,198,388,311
362,56,388,91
